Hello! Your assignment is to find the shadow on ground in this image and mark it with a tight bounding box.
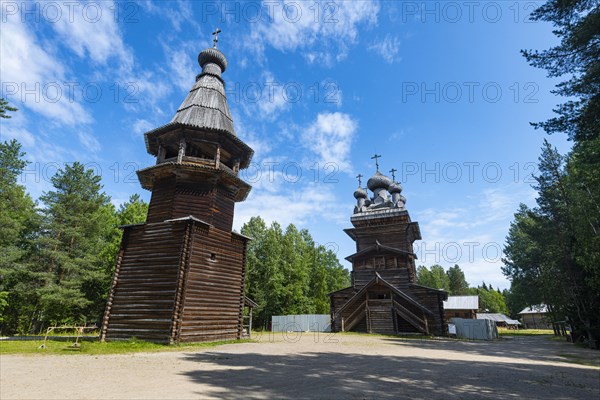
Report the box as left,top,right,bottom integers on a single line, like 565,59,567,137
381,335,600,365
180,345,599,399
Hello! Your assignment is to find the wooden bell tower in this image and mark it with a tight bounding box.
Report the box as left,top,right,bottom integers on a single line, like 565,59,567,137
101,35,254,343
330,161,448,336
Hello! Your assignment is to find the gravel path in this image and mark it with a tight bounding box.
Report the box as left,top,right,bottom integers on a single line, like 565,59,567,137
1,333,599,399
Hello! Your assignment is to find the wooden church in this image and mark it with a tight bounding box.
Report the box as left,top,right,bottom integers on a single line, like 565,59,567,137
101,34,254,343
330,159,448,335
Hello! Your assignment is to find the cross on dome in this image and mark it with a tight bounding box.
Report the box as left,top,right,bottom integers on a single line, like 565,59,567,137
371,154,381,172
212,28,221,48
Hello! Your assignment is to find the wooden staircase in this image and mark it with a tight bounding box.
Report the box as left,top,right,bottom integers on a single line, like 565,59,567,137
338,295,431,335
367,300,395,334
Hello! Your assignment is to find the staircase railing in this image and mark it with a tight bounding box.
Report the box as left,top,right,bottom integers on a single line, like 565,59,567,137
393,299,429,334
341,300,367,332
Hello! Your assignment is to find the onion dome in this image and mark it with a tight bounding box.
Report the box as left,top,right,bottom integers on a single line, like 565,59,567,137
354,187,368,199
367,171,393,191
388,182,403,194
198,47,228,80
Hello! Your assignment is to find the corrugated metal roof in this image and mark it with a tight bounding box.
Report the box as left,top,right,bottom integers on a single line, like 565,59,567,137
443,295,479,310
518,304,548,314
476,313,521,325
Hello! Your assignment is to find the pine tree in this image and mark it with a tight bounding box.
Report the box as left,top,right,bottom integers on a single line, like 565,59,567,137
446,264,469,295
0,98,17,119
522,0,599,142
36,162,114,327
0,140,42,334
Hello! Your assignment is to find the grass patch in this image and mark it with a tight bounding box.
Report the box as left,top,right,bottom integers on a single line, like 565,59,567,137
0,337,252,356
548,335,568,341
498,328,554,336
558,353,600,368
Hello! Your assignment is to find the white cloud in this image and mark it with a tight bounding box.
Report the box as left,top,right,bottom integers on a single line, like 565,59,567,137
302,112,357,172
368,35,401,63
76,130,101,153
0,114,36,147
0,13,93,126
247,0,380,64
141,0,199,32
230,110,273,161
255,71,290,119
413,184,537,289
132,119,155,135
51,1,132,67
234,183,348,230
50,1,174,117
164,46,197,93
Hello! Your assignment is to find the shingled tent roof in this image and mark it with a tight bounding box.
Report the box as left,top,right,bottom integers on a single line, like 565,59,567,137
172,46,234,135
170,72,235,135
144,45,238,153
344,240,416,262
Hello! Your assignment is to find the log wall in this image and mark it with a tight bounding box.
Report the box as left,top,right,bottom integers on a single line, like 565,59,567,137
101,218,248,344
101,221,188,343
147,178,236,232
178,226,247,342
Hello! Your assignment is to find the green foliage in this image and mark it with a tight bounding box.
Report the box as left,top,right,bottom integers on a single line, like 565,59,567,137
101,194,149,278
241,216,350,328
416,264,450,291
475,285,509,315
0,338,249,355
505,0,600,348
417,265,446,290
35,162,115,327
0,98,17,119
446,264,469,295
0,139,151,334
0,292,8,322
521,1,599,143
116,194,148,225
503,141,600,346
0,140,42,334
417,264,510,314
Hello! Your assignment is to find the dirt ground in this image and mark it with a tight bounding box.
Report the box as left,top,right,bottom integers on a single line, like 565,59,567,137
1,333,599,400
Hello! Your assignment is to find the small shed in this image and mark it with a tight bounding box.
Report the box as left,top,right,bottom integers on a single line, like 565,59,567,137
450,318,498,340
272,314,331,332
443,295,479,320
518,305,551,329
476,313,521,328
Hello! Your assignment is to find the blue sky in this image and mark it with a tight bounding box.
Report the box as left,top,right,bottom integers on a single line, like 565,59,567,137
1,1,572,289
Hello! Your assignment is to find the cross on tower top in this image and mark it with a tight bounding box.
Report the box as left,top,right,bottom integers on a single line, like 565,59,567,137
356,174,363,187
371,154,382,172
212,28,221,48
389,168,397,182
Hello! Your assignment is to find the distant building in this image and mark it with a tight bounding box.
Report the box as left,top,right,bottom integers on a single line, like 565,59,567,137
329,168,447,336
443,295,479,320
518,305,551,329
476,313,521,328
